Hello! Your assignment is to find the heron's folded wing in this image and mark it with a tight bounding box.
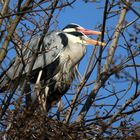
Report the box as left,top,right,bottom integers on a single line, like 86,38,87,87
6,31,65,80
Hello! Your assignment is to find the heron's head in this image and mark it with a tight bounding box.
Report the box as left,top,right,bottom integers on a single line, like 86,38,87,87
63,23,105,46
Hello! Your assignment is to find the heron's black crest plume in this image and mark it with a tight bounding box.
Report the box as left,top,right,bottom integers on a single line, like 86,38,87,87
67,32,84,37
62,23,80,30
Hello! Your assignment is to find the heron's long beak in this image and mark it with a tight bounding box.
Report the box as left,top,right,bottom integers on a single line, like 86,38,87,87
78,27,106,46
85,38,106,46
77,27,102,35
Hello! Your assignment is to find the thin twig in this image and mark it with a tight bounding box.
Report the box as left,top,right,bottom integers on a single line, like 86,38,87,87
76,2,128,122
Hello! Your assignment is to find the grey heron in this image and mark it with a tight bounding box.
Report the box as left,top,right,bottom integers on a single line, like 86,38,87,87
0,23,105,111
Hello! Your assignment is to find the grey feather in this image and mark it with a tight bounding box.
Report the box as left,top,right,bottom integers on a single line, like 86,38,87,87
6,32,64,79
0,31,65,90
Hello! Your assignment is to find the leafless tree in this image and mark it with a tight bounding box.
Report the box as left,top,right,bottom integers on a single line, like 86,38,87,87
0,0,140,139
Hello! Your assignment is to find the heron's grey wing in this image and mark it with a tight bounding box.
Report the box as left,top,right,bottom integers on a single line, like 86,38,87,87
6,31,65,80
32,31,64,71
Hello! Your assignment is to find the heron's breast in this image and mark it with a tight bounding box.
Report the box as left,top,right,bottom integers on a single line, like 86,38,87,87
60,45,86,68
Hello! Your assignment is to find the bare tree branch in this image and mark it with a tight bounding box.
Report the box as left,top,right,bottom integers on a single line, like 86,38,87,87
100,90,140,134
76,1,129,122
0,0,33,64
0,0,9,28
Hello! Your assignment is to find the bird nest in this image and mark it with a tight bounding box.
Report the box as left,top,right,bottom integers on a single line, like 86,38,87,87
1,108,95,140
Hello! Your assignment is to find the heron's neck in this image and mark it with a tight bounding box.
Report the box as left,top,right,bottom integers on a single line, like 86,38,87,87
61,42,86,68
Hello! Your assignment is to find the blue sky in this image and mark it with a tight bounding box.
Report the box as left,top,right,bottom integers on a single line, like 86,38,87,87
58,1,104,29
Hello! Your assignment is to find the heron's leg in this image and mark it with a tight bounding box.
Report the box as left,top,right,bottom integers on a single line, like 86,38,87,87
34,70,50,112
41,86,49,112
34,70,44,110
